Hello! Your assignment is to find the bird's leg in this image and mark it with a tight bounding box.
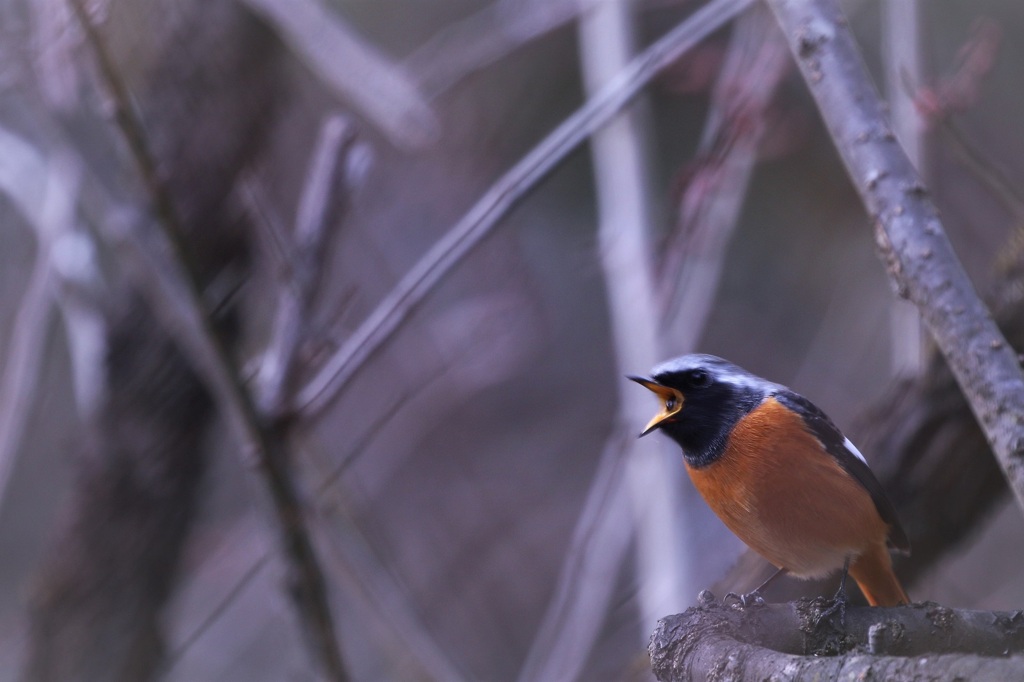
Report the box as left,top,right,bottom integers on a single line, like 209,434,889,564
725,566,787,608
816,557,850,627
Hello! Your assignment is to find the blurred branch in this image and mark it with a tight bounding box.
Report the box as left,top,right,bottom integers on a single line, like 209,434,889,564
172,360,459,679
408,0,583,95
408,0,693,96
314,491,471,682
883,0,925,374
938,121,1024,227
658,5,789,353
0,155,80,510
238,176,292,279
68,1,350,678
576,0,689,661
256,114,354,419
516,424,634,682
650,599,1024,681
166,549,272,669
902,17,1023,226
240,0,439,150
296,0,757,419
101,205,350,682
766,0,1024,513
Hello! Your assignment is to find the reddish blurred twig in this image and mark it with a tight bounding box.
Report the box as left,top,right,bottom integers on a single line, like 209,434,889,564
658,5,790,352
903,18,1024,225
914,18,1001,126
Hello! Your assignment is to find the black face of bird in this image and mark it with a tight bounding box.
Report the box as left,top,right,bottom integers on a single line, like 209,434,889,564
629,359,766,465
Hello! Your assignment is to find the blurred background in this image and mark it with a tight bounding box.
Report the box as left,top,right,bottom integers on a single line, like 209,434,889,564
0,0,1022,680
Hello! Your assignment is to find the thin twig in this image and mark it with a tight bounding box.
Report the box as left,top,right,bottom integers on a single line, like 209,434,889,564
937,121,1024,226
257,114,354,418
165,551,273,669
766,0,1024,511
170,359,454,677
67,1,350,678
238,175,293,282
0,156,81,507
515,423,635,682
296,0,757,418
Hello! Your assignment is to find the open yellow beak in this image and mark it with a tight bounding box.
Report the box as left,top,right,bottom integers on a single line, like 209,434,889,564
627,376,685,436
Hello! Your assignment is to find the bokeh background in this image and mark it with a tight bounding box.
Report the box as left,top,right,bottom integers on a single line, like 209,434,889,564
0,0,1022,680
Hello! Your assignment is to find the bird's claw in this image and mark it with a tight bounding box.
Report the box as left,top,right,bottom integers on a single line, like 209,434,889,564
815,587,848,628
724,590,766,608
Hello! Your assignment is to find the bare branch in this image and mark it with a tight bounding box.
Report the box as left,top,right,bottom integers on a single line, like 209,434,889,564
296,0,757,418
0,155,80,508
256,114,354,418
239,0,439,150
68,1,350,677
650,598,1024,681
765,0,1024,511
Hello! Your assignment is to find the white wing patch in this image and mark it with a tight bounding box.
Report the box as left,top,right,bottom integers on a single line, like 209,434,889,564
843,436,868,465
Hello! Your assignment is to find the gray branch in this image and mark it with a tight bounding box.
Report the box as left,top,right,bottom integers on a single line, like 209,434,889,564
765,0,1024,511
67,1,350,677
650,598,1024,681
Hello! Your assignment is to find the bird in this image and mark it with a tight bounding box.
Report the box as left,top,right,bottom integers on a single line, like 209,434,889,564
629,353,910,607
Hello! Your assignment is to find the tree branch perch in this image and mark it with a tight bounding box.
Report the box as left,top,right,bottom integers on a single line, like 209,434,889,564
650,598,1024,681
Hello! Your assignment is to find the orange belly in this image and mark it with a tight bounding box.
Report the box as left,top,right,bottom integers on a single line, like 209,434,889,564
685,397,888,578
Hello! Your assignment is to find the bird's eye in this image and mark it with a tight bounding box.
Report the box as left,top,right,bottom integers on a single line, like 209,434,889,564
665,397,677,411
687,369,711,388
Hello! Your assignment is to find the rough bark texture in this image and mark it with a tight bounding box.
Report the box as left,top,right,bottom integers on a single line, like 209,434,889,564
23,4,279,680
650,597,1024,681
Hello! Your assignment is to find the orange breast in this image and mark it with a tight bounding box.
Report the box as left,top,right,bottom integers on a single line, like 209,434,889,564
685,397,888,578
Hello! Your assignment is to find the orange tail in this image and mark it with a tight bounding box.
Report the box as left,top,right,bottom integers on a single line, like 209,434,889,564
850,542,909,606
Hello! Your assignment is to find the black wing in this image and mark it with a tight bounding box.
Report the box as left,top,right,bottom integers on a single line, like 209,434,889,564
775,390,910,554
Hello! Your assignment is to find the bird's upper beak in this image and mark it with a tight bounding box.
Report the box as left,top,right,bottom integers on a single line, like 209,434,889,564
627,376,685,437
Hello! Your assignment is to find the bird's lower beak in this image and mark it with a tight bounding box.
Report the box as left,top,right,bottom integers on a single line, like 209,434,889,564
627,376,684,437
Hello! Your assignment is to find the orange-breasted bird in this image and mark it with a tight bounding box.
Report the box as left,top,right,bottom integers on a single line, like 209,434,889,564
629,354,910,607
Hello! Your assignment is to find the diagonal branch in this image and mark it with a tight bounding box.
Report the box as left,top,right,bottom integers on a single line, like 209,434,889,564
67,1,350,678
765,0,1024,511
295,0,757,418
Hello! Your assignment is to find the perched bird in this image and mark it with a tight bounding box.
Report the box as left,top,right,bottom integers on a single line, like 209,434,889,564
629,354,910,607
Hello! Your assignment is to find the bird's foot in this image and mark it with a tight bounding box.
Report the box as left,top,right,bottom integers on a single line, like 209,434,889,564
724,590,766,609
815,585,848,628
